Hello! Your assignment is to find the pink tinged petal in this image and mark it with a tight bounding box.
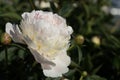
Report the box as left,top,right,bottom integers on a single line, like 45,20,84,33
5,22,24,43
43,52,71,77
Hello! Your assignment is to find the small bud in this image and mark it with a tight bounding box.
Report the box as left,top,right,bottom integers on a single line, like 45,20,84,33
91,36,100,46
40,1,50,8
1,33,11,45
101,5,110,14
61,77,69,80
75,35,84,45
73,3,78,8
82,71,88,77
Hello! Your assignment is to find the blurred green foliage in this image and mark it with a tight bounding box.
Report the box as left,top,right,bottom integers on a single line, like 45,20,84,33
0,0,120,80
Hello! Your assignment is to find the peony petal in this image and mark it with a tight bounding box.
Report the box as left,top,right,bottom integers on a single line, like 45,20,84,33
6,22,15,36
43,51,70,77
5,22,24,43
67,26,73,35
28,47,55,69
23,36,36,49
21,12,29,20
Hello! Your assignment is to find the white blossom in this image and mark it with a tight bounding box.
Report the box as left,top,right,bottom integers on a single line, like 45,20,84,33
5,10,73,77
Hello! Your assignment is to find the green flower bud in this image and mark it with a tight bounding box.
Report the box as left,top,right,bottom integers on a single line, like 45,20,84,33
1,33,11,45
82,71,88,77
75,35,84,45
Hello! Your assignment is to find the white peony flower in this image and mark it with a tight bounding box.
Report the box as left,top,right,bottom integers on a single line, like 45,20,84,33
5,10,73,77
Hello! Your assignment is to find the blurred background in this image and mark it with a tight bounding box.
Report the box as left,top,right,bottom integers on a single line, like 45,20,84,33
0,0,120,80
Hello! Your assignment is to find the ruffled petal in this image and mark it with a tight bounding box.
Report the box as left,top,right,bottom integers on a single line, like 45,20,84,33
5,22,14,37
43,51,71,77
5,22,24,43
21,12,29,20
28,47,55,69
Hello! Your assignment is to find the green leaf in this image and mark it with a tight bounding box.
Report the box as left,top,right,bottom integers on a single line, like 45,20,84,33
82,2,90,19
18,49,25,59
0,12,21,20
77,46,82,65
112,56,120,70
0,47,17,61
92,64,103,74
83,54,93,72
86,75,107,80
58,2,74,17
64,69,76,79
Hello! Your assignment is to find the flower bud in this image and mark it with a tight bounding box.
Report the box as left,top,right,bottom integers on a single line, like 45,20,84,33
82,71,88,77
40,1,50,8
1,33,11,45
62,78,69,80
75,35,84,45
91,36,100,46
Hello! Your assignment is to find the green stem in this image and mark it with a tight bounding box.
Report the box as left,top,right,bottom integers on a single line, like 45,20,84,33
5,46,9,80
71,61,83,71
32,61,37,67
79,76,84,80
10,43,26,51
5,46,8,67
67,44,75,51
49,1,53,12
29,0,35,9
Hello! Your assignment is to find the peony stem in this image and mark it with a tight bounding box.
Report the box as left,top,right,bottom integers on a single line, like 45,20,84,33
10,43,26,51
79,76,84,80
67,44,75,51
5,46,8,67
29,0,35,9
71,61,83,71
5,46,9,80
